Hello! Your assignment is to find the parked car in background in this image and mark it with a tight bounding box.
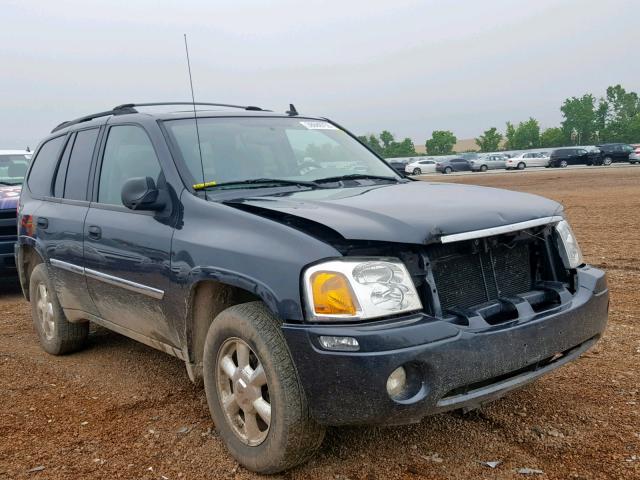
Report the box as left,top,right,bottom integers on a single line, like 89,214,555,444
386,158,408,175
597,143,635,165
470,154,507,172
506,152,550,170
405,158,437,175
549,147,602,168
0,150,31,274
435,157,472,174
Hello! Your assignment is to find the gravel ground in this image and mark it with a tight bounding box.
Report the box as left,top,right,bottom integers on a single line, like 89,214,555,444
1,167,639,480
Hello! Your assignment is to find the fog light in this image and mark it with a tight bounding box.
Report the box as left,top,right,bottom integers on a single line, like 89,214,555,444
386,366,407,399
318,336,360,351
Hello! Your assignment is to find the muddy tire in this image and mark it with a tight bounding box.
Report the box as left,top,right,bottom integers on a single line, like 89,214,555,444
202,302,325,474
29,263,88,355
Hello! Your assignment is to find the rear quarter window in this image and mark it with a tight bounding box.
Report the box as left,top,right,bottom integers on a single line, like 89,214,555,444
28,135,66,197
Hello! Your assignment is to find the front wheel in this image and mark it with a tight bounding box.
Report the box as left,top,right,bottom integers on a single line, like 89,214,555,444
412,168,421,175
203,302,325,474
29,263,88,355
560,160,568,168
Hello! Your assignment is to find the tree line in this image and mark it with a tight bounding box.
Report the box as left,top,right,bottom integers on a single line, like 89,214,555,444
358,84,640,157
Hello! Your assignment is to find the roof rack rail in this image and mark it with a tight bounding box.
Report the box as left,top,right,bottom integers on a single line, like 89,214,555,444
51,102,269,133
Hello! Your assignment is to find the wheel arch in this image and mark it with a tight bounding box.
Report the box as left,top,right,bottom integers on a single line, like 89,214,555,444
16,238,47,301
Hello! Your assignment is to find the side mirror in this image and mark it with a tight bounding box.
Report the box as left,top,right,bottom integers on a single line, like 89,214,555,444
121,177,165,211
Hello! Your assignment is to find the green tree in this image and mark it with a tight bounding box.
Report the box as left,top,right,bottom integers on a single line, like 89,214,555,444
380,130,394,150
513,117,540,149
425,130,457,155
385,137,416,157
475,127,502,152
560,94,597,144
504,122,516,150
540,127,565,148
602,85,640,142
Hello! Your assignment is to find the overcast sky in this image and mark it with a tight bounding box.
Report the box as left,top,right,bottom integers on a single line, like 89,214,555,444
1,0,639,149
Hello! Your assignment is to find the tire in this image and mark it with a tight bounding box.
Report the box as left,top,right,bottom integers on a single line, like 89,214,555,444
479,165,488,172
29,263,88,355
517,162,526,170
560,160,568,168
203,302,325,474
444,167,452,174
603,156,613,166
412,168,421,175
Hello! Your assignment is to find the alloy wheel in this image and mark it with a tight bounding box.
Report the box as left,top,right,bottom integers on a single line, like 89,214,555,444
36,282,55,340
216,337,271,446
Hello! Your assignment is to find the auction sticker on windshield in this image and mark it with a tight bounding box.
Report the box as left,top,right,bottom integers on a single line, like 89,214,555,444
299,121,338,130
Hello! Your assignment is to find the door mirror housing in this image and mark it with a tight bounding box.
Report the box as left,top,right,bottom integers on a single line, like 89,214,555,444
121,177,165,211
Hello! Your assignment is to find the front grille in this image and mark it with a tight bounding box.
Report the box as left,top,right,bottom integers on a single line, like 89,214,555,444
0,215,17,238
430,238,534,312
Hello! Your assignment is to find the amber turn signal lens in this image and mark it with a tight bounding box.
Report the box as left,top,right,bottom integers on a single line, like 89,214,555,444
310,271,359,315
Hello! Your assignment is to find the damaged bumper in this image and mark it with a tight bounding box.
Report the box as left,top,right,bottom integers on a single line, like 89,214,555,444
282,266,608,426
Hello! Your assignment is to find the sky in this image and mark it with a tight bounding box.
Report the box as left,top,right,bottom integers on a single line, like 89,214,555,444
1,0,639,149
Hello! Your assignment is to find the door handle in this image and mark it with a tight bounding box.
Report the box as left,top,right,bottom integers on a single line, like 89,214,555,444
37,217,49,229
88,225,102,240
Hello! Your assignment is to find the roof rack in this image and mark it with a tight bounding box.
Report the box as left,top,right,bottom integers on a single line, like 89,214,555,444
51,102,268,133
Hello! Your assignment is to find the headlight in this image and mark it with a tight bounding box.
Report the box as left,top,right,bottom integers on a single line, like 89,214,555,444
555,220,583,269
303,258,422,321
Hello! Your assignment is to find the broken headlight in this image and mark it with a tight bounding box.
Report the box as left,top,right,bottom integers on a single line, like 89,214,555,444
555,219,583,269
303,258,422,321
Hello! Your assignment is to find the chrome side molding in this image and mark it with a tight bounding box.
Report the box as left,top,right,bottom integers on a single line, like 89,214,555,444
440,215,564,244
50,259,164,300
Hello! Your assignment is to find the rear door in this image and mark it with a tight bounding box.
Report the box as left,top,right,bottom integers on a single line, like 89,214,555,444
28,129,100,317
83,124,178,346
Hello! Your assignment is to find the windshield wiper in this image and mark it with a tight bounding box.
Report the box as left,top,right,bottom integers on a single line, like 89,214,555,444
194,178,323,191
314,174,401,184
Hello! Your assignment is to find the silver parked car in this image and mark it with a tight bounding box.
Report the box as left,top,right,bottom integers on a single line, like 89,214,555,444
405,158,437,175
505,152,550,170
470,154,507,172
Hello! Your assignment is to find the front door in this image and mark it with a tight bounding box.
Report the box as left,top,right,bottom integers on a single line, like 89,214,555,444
83,124,178,346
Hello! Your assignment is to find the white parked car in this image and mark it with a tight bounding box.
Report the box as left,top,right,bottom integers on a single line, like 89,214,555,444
506,152,549,170
405,159,437,175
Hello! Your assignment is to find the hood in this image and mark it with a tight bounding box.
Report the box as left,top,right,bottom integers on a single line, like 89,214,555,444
223,181,562,245
0,185,21,210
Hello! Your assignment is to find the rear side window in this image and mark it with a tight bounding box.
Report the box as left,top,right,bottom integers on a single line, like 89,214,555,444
28,136,66,196
64,129,99,200
98,125,162,206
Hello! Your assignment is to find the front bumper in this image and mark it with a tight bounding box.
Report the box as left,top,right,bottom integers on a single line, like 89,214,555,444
283,266,608,426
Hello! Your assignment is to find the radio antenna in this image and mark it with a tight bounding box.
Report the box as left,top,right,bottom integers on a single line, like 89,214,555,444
183,34,206,194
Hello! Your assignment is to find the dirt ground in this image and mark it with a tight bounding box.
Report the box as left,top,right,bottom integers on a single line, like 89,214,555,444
1,167,639,480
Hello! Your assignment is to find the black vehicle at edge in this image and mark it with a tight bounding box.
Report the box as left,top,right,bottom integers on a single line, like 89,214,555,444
16,103,609,473
597,143,635,164
548,147,603,168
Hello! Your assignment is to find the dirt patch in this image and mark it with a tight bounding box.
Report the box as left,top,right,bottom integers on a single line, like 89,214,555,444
1,167,639,479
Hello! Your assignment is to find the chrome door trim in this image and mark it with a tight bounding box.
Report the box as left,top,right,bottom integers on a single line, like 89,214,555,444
50,258,164,300
440,215,563,244
50,258,85,275
84,267,165,300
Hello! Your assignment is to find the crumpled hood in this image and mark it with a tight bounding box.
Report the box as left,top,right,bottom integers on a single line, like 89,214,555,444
224,181,563,244
0,185,21,210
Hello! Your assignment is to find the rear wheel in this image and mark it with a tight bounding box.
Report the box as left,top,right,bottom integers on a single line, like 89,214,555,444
603,156,613,166
412,168,421,175
560,160,568,168
517,162,526,170
203,302,325,474
479,165,488,172
29,263,88,355
444,166,452,174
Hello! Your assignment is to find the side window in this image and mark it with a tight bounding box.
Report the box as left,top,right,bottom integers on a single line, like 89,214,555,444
28,135,66,197
98,125,161,206
64,129,99,201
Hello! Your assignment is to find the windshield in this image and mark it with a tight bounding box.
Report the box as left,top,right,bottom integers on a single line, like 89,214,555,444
163,117,399,187
0,154,30,185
